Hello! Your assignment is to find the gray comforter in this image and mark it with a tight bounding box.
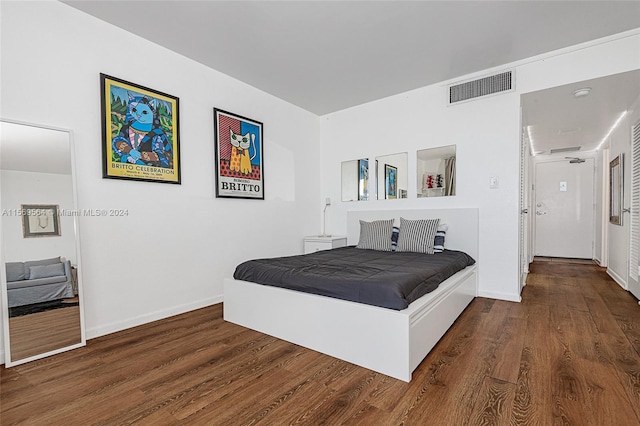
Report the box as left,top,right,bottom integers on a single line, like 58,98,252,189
233,246,476,310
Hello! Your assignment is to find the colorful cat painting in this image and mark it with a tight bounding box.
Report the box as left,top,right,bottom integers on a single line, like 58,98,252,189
213,108,263,198
229,128,256,175
112,93,173,168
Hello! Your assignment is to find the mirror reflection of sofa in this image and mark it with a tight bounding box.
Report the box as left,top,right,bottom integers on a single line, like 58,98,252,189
5,256,74,308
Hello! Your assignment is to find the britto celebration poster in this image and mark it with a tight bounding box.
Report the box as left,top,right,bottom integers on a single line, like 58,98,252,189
214,108,264,199
101,74,180,184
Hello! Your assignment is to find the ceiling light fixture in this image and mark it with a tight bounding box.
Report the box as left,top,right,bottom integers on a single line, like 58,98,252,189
573,87,592,98
596,110,628,150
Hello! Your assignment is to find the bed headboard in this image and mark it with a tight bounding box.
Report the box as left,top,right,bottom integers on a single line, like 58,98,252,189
347,208,479,260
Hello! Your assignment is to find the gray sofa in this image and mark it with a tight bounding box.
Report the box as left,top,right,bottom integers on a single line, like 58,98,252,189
5,256,74,308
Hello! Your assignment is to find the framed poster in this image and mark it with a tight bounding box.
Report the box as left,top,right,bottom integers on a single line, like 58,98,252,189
21,204,60,238
385,164,398,199
214,108,264,199
100,74,180,184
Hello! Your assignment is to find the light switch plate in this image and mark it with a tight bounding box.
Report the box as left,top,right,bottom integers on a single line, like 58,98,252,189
490,176,499,189
560,181,567,192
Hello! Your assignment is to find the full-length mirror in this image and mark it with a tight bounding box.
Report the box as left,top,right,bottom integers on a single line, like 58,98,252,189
417,145,457,198
375,152,408,200
341,158,370,201
1,120,85,365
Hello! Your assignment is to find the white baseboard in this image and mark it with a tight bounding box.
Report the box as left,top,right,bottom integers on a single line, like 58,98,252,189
607,268,628,290
477,289,522,303
86,296,223,340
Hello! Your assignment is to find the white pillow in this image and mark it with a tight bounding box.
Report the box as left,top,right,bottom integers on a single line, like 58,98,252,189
433,223,448,253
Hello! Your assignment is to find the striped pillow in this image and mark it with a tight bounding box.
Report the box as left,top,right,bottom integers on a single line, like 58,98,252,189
356,219,394,251
433,223,448,253
392,223,447,252
396,217,440,254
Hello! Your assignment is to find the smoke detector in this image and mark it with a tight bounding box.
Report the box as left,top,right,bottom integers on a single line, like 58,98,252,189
573,87,592,98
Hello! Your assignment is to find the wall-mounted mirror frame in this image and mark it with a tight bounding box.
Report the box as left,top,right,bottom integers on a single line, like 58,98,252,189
417,145,457,198
610,153,624,226
375,152,408,200
1,119,86,366
341,158,370,202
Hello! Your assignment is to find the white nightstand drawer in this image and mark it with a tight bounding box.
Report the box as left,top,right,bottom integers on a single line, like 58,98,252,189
303,236,347,254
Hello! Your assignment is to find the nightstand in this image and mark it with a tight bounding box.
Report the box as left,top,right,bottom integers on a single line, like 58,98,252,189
303,235,347,254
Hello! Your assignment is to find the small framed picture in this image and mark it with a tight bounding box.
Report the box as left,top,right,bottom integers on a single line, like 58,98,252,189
385,164,398,199
22,204,60,238
214,108,264,199
100,74,181,184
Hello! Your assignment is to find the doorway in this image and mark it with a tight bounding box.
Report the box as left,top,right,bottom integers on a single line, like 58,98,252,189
520,71,640,293
534,158,595,259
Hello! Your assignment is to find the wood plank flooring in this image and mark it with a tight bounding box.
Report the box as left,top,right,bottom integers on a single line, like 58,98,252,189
2,261,639,425
8,305,81,361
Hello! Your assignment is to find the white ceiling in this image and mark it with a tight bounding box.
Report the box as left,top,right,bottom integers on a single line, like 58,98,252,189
0,122,71,175
522,70,640,155
10,1,638,167
64,1,640,115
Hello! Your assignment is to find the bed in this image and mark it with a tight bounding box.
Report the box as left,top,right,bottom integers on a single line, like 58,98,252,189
224,208,478,382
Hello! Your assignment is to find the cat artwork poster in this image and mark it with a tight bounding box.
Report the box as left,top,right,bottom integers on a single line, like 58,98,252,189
213,108,264,200
100,74,180,184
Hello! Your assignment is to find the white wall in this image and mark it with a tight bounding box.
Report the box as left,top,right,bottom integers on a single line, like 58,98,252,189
0,0,321,357
1,2,638,364
1,170,77,264
321,32,640,302
608,94,640,288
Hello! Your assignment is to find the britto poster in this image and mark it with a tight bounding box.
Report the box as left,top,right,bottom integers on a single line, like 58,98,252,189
214,108,264,199
100,74,181,184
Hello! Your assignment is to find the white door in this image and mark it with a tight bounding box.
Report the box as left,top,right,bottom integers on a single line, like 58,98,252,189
535,158,595,259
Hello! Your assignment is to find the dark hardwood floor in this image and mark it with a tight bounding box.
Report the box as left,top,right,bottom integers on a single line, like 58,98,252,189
2,261,639,425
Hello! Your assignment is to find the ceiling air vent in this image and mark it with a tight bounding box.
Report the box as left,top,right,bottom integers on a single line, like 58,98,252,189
550,146,581,154
449,70,514,104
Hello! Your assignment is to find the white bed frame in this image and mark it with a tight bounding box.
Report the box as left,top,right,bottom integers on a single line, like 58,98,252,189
224,208,478,382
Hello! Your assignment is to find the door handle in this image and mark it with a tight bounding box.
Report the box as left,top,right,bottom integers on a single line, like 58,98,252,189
521,209,528,214
623,208,631,213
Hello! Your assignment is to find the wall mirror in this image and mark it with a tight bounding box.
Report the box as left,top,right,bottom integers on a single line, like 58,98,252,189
417,145,457,198
375,152,408,199
341,158,370,201
609,153,624,225
1,119,85,366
